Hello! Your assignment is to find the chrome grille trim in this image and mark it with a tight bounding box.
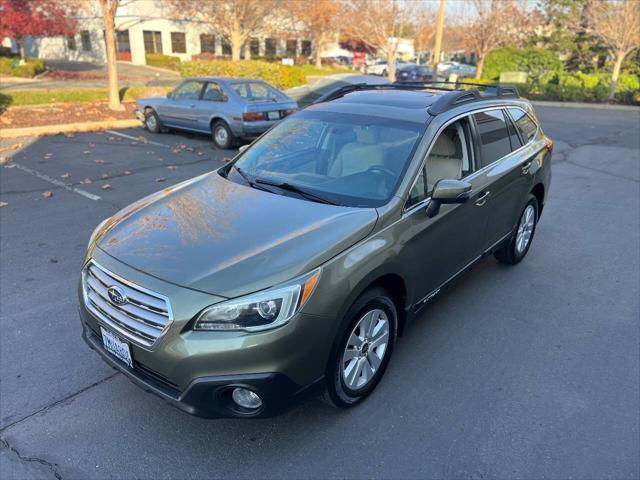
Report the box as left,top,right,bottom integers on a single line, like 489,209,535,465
82,260,173,349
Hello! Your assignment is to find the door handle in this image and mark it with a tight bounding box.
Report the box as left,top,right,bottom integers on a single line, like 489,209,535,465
475,191,491,207
522,161,532,174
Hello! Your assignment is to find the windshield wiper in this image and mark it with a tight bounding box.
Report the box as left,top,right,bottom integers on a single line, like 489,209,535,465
255,178,338,205
232,165,272,193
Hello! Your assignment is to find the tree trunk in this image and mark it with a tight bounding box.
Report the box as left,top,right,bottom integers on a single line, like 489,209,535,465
608,51,625,102
475,55,485,79
315,34,323,68
16,37,25,60
100,0,123,111
231,18,242,62
387,50,396,82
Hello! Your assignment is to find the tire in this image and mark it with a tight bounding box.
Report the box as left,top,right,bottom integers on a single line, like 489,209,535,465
144,109,161,134
211,120,235,149
494,194,539,265
323,287,397,408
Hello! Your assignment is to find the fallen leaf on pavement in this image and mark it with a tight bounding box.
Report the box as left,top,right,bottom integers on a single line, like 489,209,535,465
155,177,166,182
49,257,58,263
4,163,16,168
80,178,92,184
44,153,53,159
167,165,177,170
94,159,105,164
123,170,131,175
172,149,180,154
197,151,204,156
83,150,91,154
138,137,149,144
64,133,75,138
0,201,8,207
101,184,112,190
42,191,53,198
107,136,116,141
101,173,109,179
61,172,70,179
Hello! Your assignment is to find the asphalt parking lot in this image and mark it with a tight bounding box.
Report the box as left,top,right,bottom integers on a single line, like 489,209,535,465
1,105,639,479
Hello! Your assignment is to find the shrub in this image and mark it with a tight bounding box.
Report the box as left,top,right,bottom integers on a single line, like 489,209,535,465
145,54,181,70
0,57,45,77
177,59,307,89
483,47,563,83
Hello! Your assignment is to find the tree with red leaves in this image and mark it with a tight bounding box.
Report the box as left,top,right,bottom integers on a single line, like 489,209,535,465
0,0,77,59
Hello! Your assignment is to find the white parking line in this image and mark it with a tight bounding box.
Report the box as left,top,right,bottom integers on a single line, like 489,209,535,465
13,163,101,201
105,130,171,148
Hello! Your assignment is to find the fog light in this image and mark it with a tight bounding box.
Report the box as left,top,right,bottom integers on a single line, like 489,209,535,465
231,388,262,409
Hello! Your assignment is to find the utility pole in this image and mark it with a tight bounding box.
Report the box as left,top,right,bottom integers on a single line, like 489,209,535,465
432,0,446,79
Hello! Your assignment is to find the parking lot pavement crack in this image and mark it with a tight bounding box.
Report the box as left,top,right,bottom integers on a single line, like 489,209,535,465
0,372,119,434
0,437,63,480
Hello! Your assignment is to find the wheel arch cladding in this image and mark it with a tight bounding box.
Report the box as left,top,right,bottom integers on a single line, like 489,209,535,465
531,183,545,216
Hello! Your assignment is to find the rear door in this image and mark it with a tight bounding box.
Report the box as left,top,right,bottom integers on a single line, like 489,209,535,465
194,81,229,132
469,108,535,251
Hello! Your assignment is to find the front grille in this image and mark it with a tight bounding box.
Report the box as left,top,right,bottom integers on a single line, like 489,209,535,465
82,260,173,348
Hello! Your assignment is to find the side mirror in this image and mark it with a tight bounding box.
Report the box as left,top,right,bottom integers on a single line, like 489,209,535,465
426,179,472,218
238,144,250,154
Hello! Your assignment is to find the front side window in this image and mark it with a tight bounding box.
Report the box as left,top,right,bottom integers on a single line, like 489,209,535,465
230,111,424,207
173,81,203,100
171,32,186,54
424,119,473,192
507,107,538,144
473,110,512,167
80,31,91,51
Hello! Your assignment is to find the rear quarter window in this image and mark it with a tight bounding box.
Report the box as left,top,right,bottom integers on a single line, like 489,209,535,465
507,107,538,143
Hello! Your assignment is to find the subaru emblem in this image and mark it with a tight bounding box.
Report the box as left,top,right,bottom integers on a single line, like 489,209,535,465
107,286,127,305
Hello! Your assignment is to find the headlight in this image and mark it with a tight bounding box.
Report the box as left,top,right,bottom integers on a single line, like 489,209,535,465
87,218,109,248
194,269,321,332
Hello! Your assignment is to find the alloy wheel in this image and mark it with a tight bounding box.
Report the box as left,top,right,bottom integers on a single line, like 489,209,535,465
516,204,535,254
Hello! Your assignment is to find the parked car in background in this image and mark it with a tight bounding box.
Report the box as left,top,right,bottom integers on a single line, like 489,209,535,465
365,59,406,76
437,61,477,78
136,77,298,149
396,64,434,83
285,74,390,109
81,82,551,418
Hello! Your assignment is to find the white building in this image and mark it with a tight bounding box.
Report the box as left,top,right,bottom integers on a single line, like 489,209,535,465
2,0,315,65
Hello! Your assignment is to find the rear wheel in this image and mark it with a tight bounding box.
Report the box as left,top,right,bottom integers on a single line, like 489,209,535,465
144,109,161,133
494,194,539,265
323,287,397,408
212,120,235,149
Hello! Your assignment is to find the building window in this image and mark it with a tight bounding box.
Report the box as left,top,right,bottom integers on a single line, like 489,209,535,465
221,40,231,56
67,36,76,51
116,30,131,53
249,38,259,56
80,30,91,51
301,40,311,56
200,34,215,54
286,39,297,57
171,32,186,54
143,30,163,54
265,38,276,56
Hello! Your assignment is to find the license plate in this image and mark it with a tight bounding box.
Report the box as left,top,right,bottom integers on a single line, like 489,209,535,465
267,111,280,120
100,327,133,368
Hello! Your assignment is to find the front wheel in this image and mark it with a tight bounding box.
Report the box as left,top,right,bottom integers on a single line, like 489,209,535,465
323,287,397,408
144,109,161,133
211,120,235,149
494,194,539,265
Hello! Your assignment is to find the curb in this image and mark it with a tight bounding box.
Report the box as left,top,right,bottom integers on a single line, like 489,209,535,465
0,119,141,139
531,100,640,112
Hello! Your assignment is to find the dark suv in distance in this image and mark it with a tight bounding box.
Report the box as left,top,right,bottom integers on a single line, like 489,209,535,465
80,82,552,418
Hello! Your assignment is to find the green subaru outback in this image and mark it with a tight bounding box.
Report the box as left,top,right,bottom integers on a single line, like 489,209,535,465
79,83,552,417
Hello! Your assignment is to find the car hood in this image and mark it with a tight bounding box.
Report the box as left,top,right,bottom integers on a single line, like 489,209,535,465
95,172,378,298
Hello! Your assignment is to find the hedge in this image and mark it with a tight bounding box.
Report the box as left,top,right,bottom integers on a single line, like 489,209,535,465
177,59,307,89
483,47,563,83
0,57,46,78
145,53,181,70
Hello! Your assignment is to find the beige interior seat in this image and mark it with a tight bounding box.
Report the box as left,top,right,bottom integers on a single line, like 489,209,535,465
329,129,386,177
426,132,463,191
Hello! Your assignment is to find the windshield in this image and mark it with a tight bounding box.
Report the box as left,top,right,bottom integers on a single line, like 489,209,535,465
229,110,424,207
230,82,284,102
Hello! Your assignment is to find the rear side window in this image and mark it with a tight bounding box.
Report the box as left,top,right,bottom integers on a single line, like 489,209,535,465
473,110,512,167
507,107,538,143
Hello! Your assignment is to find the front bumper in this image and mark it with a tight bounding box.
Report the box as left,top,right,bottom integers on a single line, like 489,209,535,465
134,108,145,122
81,320,321,418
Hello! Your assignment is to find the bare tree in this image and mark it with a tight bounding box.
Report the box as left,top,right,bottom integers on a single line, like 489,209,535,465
169,0,280,62
589,0,640,100
462,0,531,79
99,0,123,110
343,0,417,81
289,0,343,68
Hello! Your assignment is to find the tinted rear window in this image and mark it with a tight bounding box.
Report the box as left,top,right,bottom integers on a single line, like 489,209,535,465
473,110,512,167
507,107,538,143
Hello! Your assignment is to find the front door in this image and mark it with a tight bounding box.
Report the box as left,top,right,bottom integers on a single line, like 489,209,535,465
400,116,491,306
161,80,204,129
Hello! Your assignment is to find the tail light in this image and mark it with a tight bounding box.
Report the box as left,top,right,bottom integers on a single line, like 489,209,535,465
243,112,266,122
283,108,298,116
545,137,554,154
